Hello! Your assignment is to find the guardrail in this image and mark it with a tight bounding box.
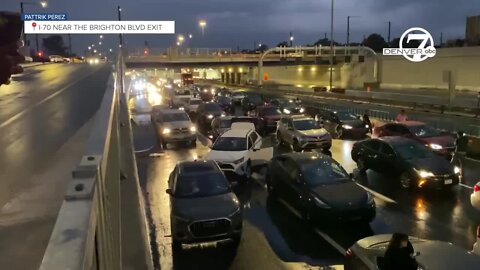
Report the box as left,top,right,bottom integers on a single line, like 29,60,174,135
39,53,153,269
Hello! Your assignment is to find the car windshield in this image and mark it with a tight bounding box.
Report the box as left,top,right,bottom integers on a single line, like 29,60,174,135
249,95,263,104
261,107,281,116
174,173,231,198
204,103,222,112
301,159,350,186
408,124,440,137
219,119,232,128
216,96,231,104
393,142,435,160
190,100,202,105
293,119,322,130
162,113,190,122
212,137,247,151
232,92,245,97
335,111,358,121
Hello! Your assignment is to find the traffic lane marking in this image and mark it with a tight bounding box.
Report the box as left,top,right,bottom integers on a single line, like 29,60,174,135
276,198,347,255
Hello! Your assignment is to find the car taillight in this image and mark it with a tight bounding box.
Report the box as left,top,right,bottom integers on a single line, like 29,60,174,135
474,184,480,193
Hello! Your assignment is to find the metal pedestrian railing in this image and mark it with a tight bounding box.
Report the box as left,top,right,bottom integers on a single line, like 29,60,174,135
39,52,152,270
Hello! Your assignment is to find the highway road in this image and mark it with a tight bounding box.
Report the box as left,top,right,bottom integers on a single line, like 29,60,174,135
0,63,111,270
133,100,480,269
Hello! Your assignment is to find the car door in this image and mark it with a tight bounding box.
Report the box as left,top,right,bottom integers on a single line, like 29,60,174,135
281,159,305,209
323,112,337,133
272,156,291,199
285,119,296,144
248,131,273,162
362,140,383,171
377,142,398,173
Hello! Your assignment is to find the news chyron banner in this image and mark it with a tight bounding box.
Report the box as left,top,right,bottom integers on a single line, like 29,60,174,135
22,13,174,34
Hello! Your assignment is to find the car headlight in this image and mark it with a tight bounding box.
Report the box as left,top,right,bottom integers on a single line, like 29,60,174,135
207,114,214,119
232,157,245,164
299,107,305,113
203,89,208,93
283,108,291,114
162,128,171,134
429,143,443,150
415,168,434,178
179,106,185,110
365,124,370,128
190,126,196,132
221,113,226,117
229,207,241,217
313,196,331,209
454,166,461,175
343,124,353,130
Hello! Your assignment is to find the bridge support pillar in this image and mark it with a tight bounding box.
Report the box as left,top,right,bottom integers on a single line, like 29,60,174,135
225,72,230,84
236,72,242,84
230,72,236,84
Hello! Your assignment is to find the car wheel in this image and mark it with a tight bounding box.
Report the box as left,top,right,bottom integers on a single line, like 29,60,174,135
293,139,302,152
172,240,182,252
356,157,367,173
276,132,284,146
400,172,414,190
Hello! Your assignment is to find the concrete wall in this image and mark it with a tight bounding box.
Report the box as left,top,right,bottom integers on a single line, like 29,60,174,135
249,59,375,89
380,46,480,91
245,47,480,91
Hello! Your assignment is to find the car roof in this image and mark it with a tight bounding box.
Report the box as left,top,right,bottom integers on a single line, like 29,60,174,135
257,105,276,110
178,160,219,175
222,128,251,138
376,136,417,145
280,152,332,163
291,115,313,121
157,108,186,114
395,120,426,126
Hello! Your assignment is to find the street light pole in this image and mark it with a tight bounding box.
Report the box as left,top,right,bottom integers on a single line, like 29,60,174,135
289,32,293,47
20,2,26,45
117,6,123,47
329,0,334,91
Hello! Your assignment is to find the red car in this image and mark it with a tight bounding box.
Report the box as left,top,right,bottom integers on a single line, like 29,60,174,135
250,105,283,135
373,121,455,158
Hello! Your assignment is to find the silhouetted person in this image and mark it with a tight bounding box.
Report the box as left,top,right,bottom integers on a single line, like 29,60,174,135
395,109,408,122
363,110,373,133
383,233,418,270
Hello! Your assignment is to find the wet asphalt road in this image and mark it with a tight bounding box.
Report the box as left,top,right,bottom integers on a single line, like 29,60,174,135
133,102,480,269
0,63,111,269
0,63,111,205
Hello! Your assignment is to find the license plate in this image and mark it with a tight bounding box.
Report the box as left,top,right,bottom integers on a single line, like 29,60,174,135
445,179,453,185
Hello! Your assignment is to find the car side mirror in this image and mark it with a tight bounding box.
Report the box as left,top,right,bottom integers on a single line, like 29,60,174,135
165,189,173,195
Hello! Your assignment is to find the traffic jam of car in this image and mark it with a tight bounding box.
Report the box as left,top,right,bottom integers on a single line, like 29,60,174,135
130,77,480,269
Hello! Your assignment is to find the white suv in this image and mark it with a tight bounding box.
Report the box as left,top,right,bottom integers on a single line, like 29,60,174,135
205,123,272,180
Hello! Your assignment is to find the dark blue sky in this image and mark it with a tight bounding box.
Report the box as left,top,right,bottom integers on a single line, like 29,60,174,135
2,0,479,55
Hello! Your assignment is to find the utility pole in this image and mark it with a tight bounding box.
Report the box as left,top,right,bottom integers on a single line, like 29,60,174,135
329,0,334,91
440,32,443,47
387,21,391,44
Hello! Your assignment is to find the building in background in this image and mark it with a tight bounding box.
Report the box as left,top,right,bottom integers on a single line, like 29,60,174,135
466,15,480,46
